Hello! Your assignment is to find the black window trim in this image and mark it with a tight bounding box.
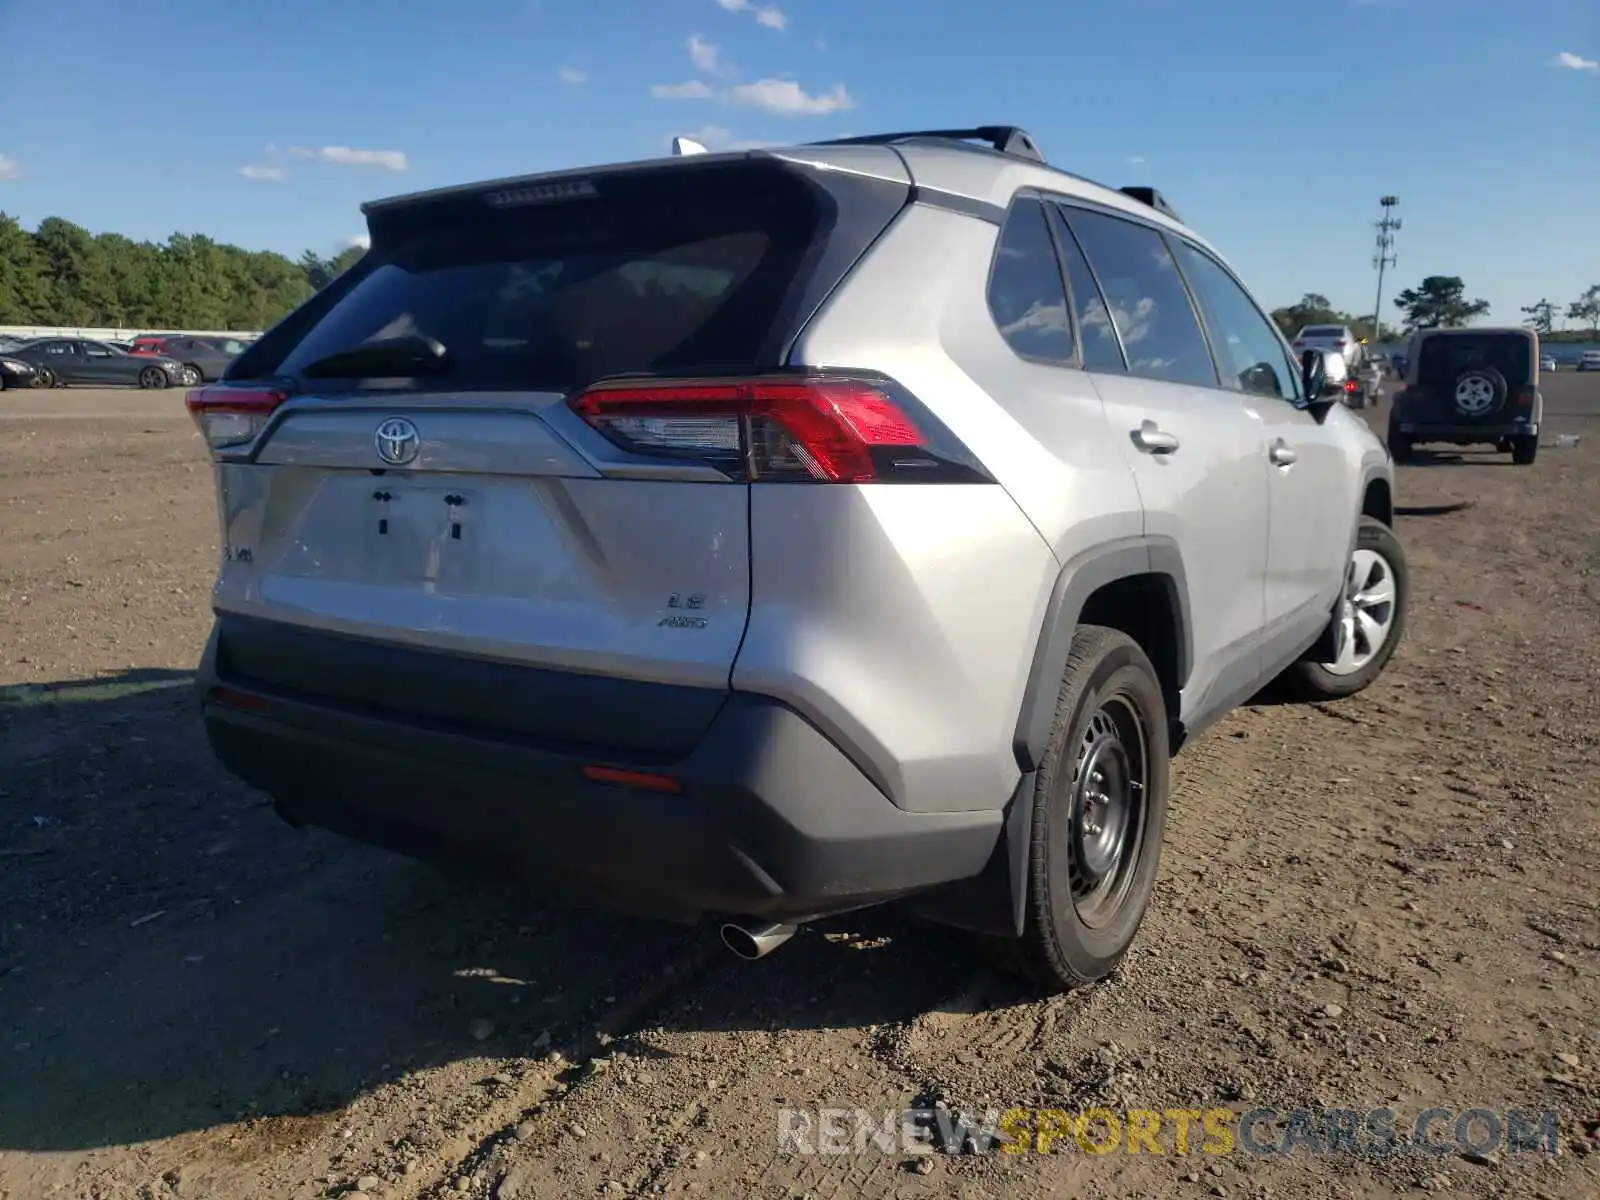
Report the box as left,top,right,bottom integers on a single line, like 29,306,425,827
1042,192,1224,390
1173,235,1306,405
984,191,1082,370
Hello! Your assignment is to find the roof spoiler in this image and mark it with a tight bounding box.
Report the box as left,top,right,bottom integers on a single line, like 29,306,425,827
808,126,1046,164
1119,186,1182,223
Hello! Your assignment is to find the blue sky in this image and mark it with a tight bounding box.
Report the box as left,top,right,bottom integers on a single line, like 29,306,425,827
1,0,1596,323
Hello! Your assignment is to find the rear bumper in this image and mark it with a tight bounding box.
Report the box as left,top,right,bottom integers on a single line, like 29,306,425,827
1393,418,1536,442
196,619,1003,924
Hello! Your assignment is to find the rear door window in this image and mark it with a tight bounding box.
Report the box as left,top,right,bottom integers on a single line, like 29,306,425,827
267,164,835,393
1059,206,1218,389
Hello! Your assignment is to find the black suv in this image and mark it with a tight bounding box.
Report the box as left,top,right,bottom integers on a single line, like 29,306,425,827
1387,327,1542,465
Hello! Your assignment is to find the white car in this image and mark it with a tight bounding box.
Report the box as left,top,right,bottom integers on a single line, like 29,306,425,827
1539,354,1557,372
1293,325,1364,369
1578,350,1600,373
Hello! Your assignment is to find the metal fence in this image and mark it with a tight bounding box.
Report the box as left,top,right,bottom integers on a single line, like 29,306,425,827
0,326,264,341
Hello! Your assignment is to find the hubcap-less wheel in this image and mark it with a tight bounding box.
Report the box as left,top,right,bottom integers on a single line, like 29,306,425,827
139,367,165,389
1068,697,1148,928
1324,547,1398,676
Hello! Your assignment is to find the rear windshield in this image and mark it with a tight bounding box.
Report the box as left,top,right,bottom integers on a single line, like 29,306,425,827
1417,334,1531,386
263,162,829,393
1302,326,1346,337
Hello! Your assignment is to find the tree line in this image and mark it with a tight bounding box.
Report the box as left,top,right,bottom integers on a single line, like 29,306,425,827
0,212,365,331
4,212,1598,343
1271,276,1600,345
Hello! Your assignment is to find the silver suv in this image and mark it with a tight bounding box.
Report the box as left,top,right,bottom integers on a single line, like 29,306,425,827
190,126,1409,993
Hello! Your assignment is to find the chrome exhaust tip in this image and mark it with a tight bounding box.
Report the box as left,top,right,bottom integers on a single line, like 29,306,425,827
719,919,797,960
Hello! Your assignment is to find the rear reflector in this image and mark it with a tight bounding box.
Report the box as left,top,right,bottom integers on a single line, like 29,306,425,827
207,685,268,712
569,374,991,483
581,764,683,793
186,386,288,454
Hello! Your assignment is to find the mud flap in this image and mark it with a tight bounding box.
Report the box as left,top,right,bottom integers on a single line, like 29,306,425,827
903,772,1034,938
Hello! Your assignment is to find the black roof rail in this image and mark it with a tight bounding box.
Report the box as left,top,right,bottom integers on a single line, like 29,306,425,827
1119,186,1182,223
807,126,1046,164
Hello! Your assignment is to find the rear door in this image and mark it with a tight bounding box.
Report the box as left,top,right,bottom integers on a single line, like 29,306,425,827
196,156,911,750
1051,201,1273,720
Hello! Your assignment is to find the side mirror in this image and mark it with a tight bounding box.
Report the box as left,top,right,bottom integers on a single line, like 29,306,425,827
1297,349,1342,412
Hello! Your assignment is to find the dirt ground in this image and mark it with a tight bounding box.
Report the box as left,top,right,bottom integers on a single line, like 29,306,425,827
1,379,1596,1200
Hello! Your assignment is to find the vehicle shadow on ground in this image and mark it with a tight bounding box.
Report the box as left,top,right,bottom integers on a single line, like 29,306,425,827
0,671,1018,1154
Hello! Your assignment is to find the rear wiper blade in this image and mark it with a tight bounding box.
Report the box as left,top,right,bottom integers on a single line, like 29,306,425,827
297,334,449,379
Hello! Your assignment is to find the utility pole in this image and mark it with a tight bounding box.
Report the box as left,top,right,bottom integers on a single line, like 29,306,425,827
1372,196,1400,344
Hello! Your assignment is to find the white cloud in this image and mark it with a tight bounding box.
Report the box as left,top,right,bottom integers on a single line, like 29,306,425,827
1552,50,1599,72
716,0,787,31
318,146,409,170
238,164,287,181
652,79,716,100
814,36,828,51
557,65,588,85
1126,154,1147,165
286,145,409,169
345,234,371,250
725,78,853,116
688,34,723,74
0,154,21,181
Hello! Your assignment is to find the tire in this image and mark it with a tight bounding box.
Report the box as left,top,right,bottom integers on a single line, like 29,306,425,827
1452,367,1507,419
138,366,167,390
34,367,56,389
181,365,202,387
1511,433,1537,465
1387,422,1413,463
1280,516,1408,701
985,626,1170,993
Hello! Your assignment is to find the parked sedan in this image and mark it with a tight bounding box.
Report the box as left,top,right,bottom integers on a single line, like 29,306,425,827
0,352,37,389
8,338,185,389
131,334,249,384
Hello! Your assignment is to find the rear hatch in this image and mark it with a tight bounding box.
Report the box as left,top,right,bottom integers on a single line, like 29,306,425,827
1404,332,1534,424
192,153,911,754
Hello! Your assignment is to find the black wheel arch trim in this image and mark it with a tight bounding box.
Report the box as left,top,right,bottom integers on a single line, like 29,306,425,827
1011,536,1192,775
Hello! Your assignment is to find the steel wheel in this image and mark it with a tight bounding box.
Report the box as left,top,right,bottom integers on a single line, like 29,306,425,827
1323,546,1398,676
139,366,167,389
1067,695,1149,929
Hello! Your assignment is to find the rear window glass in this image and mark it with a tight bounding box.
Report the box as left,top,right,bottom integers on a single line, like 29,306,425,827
1302,326,1346,337
271,165,824,392
1417,334,1531,385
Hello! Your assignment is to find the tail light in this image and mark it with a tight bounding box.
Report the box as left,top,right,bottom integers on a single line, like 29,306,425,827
1344,379,1358,394
568,374,992,483
186,386,288,454
1516,388,1536,407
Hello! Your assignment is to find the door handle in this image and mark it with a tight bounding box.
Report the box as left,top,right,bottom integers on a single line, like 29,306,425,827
1131,421,1180,455
1269,439,1297,466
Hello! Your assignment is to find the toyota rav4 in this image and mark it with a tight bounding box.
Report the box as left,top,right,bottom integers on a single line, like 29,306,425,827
190,126,1409,993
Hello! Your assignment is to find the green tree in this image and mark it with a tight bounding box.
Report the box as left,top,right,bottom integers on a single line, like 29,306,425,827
1521,299,1556,334
0,213,52,321
1567,285,1600,337
1392,276,1490,331
1270,292,1348,339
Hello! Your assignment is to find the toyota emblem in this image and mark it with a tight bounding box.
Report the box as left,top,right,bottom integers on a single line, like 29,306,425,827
373,417,421,466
